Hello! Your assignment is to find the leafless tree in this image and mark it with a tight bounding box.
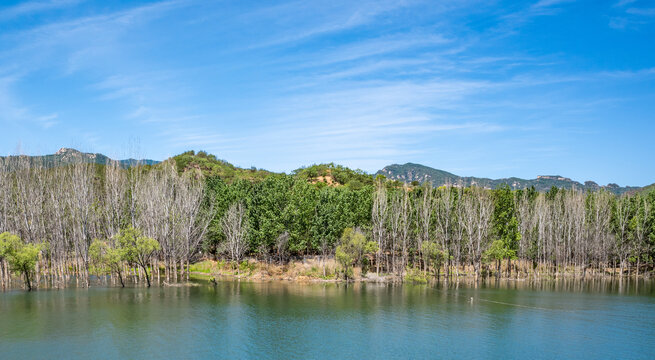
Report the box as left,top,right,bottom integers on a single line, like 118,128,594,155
461,187,493,279
222,201,249,263
614,194,632,276
371,179,387,275
435,184,454,278
388,190,402,275
416,183,434,273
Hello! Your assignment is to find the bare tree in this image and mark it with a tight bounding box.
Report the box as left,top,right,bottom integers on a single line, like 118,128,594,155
371,179,387,275
222,202,249,263
461,187,493,279
417,183,434,273
388,190,402,275
399,188,412,275
66,163,99,287
174,170,212,280
276,231,290,264
435,184,454,278
632,195,651,277
103,161,128,238
614,194,632,276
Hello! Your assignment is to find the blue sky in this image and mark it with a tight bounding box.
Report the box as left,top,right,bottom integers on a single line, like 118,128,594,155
0,0,653,186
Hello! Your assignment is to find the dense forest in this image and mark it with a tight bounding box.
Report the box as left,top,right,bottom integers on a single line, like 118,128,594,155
0,151,654,290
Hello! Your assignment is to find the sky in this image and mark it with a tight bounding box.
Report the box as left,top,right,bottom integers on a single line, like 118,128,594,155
0,0,654,186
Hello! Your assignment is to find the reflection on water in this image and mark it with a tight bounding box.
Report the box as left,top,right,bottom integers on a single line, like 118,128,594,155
1,279,654,359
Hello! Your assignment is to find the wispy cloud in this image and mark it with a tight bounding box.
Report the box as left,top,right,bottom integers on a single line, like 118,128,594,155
36,114,58,129
609,0,655,28
0,0,84,21
625,7,655,16
243,0,418,49
495,0,577,35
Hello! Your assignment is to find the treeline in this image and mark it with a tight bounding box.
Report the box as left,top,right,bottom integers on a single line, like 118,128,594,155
204,174,655,280
1,154,654,290
0,157,210,289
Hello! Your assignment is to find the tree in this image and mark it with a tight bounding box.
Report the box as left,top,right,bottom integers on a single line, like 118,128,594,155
417,183,435,273
116,227,160,287
335,227,377,279
421,241,447,278
613,194,633,276
90,238,126,287
484,240,515,277
371,179,387,275
0,232,43,291
221,202,249,263
492,184,521,277
461,187,493,278
630,194,652,277
275,231,290,264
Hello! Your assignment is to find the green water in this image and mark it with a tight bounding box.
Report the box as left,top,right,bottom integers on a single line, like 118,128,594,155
1,279,654,359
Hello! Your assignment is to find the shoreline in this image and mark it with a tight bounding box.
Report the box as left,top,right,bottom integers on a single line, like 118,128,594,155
187,258,654,285
2,257,652,291
0,270,651,292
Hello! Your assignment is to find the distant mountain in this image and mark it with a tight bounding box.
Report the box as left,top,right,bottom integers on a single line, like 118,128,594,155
2,149,648,195
377,163,642,195
0,148,159,168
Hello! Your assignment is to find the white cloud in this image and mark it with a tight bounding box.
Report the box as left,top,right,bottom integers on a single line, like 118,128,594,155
36,114,58,129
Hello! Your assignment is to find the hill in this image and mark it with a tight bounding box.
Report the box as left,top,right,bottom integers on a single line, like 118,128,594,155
292,163,374,189
172,150,273,183
377,163,641,195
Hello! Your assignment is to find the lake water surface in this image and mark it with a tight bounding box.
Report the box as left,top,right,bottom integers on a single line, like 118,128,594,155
1,279,654,359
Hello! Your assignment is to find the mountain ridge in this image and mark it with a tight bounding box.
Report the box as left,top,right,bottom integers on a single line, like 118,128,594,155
377,163,640,195
0,148,646,194
0,148,159,168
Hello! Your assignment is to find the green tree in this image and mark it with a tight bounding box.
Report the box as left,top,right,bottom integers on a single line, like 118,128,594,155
116,227,160,287
283,180,318,253
90,238,126,287
484,239,516,277
421,241,448,277
0,232,43,291
248,175,294,256
335,227,377,279
492,184,521,276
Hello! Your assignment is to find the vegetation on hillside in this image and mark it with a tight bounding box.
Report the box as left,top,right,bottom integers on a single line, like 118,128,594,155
292,163,374,189
172,150,273,183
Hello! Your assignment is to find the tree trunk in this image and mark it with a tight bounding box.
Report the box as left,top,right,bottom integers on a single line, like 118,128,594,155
117,270,125,288
141,264,151,287
0,260,4,290
24,271,32,291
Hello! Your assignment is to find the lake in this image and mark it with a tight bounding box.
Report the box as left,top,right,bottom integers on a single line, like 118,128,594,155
1,279,654,359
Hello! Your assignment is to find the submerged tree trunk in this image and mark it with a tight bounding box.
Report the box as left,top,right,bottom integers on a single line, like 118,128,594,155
24,271,32,291
141,264,151,287
117,270,125,288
